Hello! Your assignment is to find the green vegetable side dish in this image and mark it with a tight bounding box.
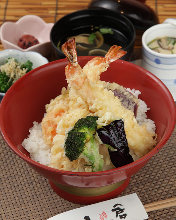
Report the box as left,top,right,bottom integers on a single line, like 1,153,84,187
0,58,33,93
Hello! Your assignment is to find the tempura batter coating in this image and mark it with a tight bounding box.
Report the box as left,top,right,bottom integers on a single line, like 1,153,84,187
41,39,156,172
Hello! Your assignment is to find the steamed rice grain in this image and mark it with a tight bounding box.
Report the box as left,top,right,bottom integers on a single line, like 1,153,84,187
22,122,51,166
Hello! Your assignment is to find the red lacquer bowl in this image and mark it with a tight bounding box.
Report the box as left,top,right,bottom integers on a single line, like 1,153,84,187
0,57,175,204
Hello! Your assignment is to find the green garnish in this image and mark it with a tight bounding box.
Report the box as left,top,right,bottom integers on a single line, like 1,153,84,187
172,39,176,45
99,28,113,35
149,47,159,50
20,60,33,72
0,72,13,93
147,38,157,46
88,33,96,44
57,41,61,49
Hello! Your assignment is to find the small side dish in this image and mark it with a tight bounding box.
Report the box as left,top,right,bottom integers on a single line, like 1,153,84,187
0,15,53,56
18,34,39,49
0,49,48,101
147,36,176,54
0,58,33,93
142,22,176,101
22,39,157,172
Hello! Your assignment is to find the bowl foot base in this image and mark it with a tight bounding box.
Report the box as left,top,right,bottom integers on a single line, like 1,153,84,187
49,178,130,204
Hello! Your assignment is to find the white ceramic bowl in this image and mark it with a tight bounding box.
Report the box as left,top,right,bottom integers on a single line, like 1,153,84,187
0,15,53,57
0,49,48,101
142,20,176,101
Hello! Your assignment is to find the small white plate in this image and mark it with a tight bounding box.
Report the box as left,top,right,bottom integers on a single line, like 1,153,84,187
0,49,48,101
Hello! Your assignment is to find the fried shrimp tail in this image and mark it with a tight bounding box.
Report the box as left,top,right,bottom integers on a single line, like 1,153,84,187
62,38,86,89
83,45,127,83
62,38,78,65
105,45,127,63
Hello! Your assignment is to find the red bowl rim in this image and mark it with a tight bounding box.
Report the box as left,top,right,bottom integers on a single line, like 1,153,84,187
0,57,175,177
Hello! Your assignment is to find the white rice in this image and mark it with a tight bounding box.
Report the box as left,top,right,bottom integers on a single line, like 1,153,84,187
22,88,156,167
127,88,156,133
22,121,51,166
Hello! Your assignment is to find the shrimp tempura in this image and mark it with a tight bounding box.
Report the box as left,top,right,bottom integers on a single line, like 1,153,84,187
41,38,156,172
62,38,156,158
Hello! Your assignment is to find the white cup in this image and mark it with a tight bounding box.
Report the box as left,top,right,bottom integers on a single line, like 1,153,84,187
142,19,176,101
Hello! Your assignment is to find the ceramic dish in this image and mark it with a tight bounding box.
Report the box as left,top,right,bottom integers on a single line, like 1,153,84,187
0,57,175,204
142,19,176,101
0,49,48,101
50,8,135,61
0,15,53,57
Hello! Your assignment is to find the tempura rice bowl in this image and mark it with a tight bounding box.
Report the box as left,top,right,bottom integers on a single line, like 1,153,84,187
0,57,175,204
